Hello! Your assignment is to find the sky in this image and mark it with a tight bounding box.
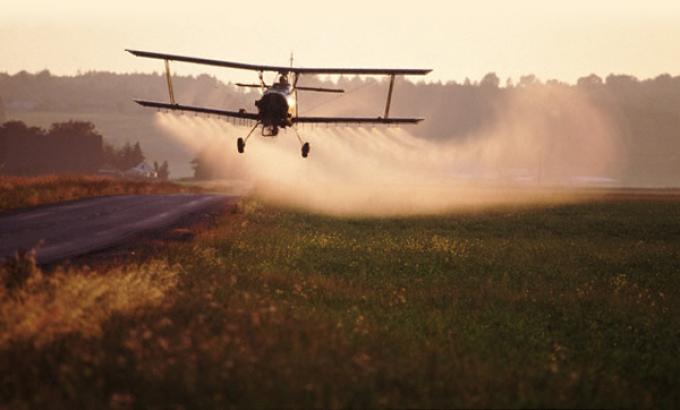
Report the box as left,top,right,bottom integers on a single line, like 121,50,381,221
2,0,680,84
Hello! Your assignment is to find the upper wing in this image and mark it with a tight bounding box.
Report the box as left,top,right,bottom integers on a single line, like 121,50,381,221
126,49,431,76
135,100,259,122
293,116,423,125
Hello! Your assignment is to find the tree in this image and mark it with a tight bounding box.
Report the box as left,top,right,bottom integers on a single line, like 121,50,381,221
120,143,134,168
518,74,540,87
480,72,500,88
605,74,639,88
1,120,103,175
154,160,170,180
101,141,147,170
653,73,673,84
191,153,213,180
101,143,117,166
36,69,51,79
115,142,145,169
546,79,567,87
0,96,5,123
1,120,45,138
577,74,603,88
46,121,103,173
47,120,100,139
159,161,170,180
132,142,145,163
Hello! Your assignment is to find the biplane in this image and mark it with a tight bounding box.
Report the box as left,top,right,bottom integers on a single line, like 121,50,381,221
127,49,431,158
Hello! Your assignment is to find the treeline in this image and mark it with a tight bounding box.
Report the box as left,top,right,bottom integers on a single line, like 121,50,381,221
0,120,167,178
2,69,680,138
102,141,145,170
0,95,6,123
0,121,103,175
0,70,257,116
2,70,680,184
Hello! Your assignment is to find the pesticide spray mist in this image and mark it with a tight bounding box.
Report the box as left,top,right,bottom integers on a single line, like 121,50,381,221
156,86,622,216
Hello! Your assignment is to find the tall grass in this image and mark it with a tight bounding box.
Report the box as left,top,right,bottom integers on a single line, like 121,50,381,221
0,252,178,348
0,175,199,212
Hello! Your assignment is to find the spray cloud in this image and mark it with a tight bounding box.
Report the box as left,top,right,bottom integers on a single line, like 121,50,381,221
156,85,621,216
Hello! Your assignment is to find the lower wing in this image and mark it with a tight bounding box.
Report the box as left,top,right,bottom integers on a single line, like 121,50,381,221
134,100,422,126
134,100,259,122
293,116,423,125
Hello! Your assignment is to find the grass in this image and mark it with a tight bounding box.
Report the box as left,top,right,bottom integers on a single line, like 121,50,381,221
0,175,201,212
1,194,679,408
0,251,179,348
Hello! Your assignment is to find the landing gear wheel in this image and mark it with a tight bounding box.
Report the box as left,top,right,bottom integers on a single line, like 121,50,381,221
301,142,310,158
237,137,245,154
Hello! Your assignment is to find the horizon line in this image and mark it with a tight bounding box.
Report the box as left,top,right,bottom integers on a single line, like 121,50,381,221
2,68,679,88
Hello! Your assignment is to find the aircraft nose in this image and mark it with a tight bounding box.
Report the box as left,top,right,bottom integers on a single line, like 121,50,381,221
257,93,288,119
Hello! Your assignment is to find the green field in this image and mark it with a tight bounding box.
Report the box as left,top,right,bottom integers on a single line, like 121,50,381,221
1,193,679,408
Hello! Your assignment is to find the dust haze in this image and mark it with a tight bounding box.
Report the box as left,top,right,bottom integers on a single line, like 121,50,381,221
156,86,621,216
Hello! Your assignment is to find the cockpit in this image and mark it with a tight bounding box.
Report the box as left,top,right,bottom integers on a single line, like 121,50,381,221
270,74,290,92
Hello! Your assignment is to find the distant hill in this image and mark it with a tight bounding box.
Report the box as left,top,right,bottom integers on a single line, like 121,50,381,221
1,70,680,184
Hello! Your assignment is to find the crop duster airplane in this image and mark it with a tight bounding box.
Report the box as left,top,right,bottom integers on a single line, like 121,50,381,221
127,49,431,158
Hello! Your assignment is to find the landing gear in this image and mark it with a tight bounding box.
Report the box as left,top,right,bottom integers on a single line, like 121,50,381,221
237,122,260,154
292,126,310,158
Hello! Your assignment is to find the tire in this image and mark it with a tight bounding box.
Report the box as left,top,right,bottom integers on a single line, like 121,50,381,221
301,142,310,158
237,137,245,154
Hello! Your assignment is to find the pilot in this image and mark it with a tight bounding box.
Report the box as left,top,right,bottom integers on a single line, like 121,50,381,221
278,75,289,87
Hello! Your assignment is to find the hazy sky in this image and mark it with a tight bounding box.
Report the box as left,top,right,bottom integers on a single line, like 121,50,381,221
2,0,680,84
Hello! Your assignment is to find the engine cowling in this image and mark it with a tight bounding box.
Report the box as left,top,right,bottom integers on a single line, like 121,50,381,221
255,92,288,126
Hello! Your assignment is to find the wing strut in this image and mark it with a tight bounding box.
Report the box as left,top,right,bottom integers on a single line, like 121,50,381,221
384,74,396,119
258,71,266,89
164,60,177,105
293,73,300,120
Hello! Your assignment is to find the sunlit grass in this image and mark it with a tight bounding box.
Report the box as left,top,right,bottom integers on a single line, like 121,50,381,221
0,175,200,212
0,254,178,348
1,196,679,408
